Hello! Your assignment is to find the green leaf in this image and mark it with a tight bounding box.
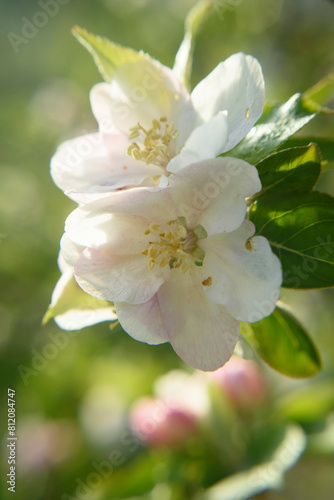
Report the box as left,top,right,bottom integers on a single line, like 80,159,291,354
255,144,321,198
250,191,334,288
303,70,334,114
240,307,321,377
72,26,146,82
228,94,317,164
200,425,306,500
278,137,334,162
173,0,213,89
43,273,115,326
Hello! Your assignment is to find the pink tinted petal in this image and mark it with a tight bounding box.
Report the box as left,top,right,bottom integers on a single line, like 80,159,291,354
115,296,169,345
117,272,239,370
157,271,240,371
191,53,265,151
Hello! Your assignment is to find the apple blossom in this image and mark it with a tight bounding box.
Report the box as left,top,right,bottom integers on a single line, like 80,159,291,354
62,157,282,371
51,52,264,202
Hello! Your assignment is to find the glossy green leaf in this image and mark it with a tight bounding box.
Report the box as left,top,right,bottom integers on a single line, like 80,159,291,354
250,191,334,288
43,273,116,327
240,307,321,377
255,143,321,198
200,425,306,500
278,137,334,161
173,0,213,89
228,94,317,164
72,26,145,82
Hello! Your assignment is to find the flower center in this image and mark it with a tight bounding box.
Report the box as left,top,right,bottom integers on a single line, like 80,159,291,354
141,217,207,273
126,116,179,168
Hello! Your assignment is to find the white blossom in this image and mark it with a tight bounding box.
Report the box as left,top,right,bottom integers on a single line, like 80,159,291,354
62,158,282,370
51,53,264,202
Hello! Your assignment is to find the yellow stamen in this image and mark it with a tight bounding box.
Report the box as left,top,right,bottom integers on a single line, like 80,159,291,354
148,246,159,259
132,149,142,161
159,257,170,268
141,219,207,275
148,259,156,270
126,116,179,168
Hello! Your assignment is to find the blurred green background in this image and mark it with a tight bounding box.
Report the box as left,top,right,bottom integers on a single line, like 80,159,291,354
1,0,334,499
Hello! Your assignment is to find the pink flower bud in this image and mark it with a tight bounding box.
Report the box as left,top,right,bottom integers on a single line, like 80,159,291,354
129,397,197,447
209,356,267,408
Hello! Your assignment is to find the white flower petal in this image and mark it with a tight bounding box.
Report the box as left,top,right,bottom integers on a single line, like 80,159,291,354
116,270,240,371
168,157,261,235
201,220,282,322
158,271,240,371
65,209,113,248
50,133,163,200
65,188,178,248
74,247,165,304
51,268,117,331
191,53,265,152
115,271,239,370
60,233,85,268
54,304,116,331
167,111,229,173
90,58,192,135
115,296,169,345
